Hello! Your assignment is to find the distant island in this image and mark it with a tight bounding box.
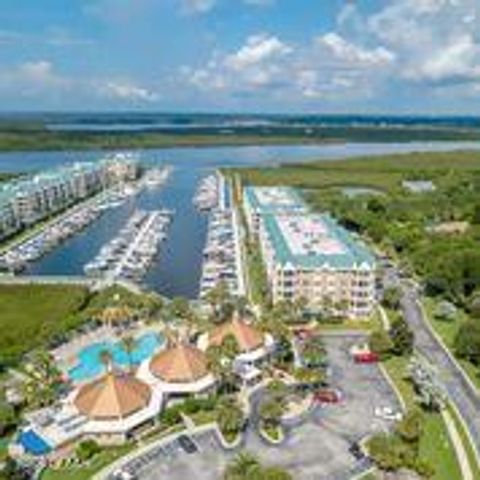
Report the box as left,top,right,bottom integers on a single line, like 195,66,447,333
0,113,479,151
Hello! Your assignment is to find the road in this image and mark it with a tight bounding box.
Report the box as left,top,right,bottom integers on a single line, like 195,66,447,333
400,284,480,458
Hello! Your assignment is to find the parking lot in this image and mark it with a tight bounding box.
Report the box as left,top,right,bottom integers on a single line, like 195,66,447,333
111,335,400,480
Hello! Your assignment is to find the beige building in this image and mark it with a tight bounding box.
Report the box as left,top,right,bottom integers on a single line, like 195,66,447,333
243,187,376,319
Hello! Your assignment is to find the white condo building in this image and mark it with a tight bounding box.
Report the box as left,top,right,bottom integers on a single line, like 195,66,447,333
243,186,376,318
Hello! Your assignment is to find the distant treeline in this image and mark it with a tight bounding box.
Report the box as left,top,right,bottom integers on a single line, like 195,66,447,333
0,122,478,151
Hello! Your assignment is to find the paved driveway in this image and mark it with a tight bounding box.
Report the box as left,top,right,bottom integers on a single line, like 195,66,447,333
115,335,399,480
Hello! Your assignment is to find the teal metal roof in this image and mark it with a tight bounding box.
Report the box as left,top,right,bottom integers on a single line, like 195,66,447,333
244,186,307,215
262,212,375,270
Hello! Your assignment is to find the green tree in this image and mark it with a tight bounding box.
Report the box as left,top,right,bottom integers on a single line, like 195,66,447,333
454,320,480,365
216,396,245,440
224,452,262,480
369,329,393,359
382,287,402,310
390,317,414,356
396,409,424,444
121,335,137,373
76,439,100,462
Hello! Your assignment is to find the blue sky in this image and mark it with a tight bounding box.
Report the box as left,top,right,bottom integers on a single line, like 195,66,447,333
0,0,479,113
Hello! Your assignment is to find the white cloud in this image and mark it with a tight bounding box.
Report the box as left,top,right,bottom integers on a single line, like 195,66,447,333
367,0,480,85
183,34,292,92
224,34,291,70
181,0,216,14
0,60,159,105
97,80,159,102
318,32,395,67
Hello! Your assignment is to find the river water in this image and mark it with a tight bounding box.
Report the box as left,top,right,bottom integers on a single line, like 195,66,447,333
1,141,479,298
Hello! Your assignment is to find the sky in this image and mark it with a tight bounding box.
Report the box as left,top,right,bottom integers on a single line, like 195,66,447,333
0,0,479,114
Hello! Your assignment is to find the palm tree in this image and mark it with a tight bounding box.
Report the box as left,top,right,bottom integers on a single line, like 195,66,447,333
121,335,137,372
258,397,285,429
223,452,292,480
21,350,62,408
216,396,245,440
224,452,262,480
99,349,113,373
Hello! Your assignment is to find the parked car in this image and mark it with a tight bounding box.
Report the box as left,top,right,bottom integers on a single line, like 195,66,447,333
349,442,366,461
353,352,379,364
374,406,402,421
112,470,137,480
178,434,198,454
314,388,343,404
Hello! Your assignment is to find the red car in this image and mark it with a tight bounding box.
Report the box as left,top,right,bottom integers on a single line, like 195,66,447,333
314,389,342,404
353,352,379,364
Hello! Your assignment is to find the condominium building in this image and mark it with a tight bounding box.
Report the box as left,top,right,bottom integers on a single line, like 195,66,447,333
0,155,138,240
243,186,376,318
243,186,307,235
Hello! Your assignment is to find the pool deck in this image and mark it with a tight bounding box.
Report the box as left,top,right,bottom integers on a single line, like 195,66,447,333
52,323,165,376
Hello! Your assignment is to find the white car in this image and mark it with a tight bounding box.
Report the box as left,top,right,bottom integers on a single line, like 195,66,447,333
374,406,402,421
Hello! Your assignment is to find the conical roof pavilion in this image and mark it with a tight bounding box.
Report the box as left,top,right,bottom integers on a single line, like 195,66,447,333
74,371,151,420
149,343,209,383
208,317,264,353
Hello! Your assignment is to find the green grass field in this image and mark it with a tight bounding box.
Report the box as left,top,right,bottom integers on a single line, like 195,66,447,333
0,284,90,366
419,412,463,480
40,444,134,480
229,150,480,193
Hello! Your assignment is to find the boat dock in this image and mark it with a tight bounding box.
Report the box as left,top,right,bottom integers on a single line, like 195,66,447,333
84,209,173,284
193,173,221,211
0,188,134,273
199,207,245,298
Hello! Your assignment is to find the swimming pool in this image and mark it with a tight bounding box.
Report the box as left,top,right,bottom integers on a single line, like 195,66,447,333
68,332,163,383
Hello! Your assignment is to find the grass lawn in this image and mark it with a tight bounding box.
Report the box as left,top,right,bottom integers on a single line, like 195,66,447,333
446,404,480,480
382,355,463,480
41,444,134,480
382,355,417,408
316,309,383,333
0,284,90,365
419,412,463,480
422,297,480,391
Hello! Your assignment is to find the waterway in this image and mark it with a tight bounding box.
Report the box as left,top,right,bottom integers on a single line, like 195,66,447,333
0,141,479,298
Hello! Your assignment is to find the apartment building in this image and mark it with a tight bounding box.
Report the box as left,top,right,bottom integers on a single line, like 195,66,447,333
243,186,376,318
243,186,307,235
0,156,138,239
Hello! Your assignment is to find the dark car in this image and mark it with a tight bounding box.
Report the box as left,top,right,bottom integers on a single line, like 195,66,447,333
314,388,342,404
349,442,365,461
178,434,198,454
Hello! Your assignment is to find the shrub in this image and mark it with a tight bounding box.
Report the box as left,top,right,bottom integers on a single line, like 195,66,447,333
382,287,402,310
454,320,480,365
434,300,457,322
369,329,393,359
76,440,100,462
390,317,414,356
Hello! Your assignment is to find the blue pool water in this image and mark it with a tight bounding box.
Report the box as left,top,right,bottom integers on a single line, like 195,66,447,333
68,332,163,383
18,430,52,456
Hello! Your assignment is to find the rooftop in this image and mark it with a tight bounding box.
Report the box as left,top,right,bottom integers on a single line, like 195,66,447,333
244,186,307,216
74,371,151,420
149,343,209,383
263,212,375,270
209,317,264,353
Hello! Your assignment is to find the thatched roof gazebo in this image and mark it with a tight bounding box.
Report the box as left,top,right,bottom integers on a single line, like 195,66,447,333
74,371,151,420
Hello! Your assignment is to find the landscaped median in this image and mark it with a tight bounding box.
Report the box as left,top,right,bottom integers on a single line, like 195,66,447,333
377,355,464,480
